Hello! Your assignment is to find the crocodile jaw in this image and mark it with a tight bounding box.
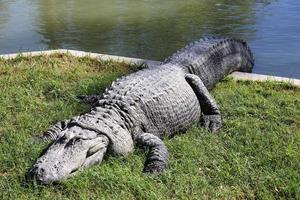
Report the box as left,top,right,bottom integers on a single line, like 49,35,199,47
29,126,109,184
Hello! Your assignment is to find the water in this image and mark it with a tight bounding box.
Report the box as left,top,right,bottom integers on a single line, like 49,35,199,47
0,0,299,78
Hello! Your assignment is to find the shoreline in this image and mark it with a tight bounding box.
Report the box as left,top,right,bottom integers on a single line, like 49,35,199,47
1,49,299,87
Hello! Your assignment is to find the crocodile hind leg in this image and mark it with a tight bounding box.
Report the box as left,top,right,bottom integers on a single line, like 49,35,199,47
185,74,222,132
135,133,169,173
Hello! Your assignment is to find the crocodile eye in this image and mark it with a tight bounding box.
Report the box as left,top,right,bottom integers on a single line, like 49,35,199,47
65,137,81,147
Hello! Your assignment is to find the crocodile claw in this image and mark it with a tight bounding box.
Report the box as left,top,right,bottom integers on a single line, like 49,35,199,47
201,114,222,132
143,160,167,174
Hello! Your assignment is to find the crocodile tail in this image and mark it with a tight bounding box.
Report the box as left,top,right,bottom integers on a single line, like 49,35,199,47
163,37,254,90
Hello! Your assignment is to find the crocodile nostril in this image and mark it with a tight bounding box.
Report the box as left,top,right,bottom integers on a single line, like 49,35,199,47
28,166,47,182
35,167,46,177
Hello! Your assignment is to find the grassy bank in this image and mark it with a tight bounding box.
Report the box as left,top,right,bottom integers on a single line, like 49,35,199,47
0,54,299,199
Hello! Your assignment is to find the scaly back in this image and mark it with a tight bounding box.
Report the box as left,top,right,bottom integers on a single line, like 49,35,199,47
163,37,254,90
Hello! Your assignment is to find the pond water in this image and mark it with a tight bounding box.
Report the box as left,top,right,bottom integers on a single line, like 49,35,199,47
0,0,299,78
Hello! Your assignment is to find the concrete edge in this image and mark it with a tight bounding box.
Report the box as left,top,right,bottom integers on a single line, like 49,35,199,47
0,49,161,68
229,72,300,87
0,49,299,87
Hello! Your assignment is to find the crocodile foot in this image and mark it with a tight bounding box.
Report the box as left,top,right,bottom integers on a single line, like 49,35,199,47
201,114,222,132
143,160,167,173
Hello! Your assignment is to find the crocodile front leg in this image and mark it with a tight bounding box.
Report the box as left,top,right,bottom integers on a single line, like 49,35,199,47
185,74,222,132
135,133,169,173
77,95,102,105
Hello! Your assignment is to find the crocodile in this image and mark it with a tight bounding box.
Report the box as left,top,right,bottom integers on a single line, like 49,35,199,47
28,37,254,184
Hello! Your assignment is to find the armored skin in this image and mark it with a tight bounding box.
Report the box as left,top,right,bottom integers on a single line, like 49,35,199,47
28,37,254,184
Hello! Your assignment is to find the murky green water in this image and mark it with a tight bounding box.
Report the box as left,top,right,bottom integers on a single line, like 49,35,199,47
0,0,299,78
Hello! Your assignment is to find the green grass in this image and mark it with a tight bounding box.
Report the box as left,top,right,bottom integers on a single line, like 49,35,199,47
0,54,299,200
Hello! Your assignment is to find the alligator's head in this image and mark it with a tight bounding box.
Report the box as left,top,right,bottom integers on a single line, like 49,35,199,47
28,125,109,184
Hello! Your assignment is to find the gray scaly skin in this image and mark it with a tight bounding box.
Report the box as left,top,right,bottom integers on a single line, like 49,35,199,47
28,37,254,184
